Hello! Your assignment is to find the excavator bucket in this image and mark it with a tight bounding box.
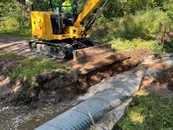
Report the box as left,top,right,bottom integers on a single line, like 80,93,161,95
68,44,129,75
69,45,131,75
73,44,113,61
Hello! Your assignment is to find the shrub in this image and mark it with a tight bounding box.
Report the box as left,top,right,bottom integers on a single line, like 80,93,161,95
120,9,172,40
0,0,31,37
103,0,172,18
91,8,173,43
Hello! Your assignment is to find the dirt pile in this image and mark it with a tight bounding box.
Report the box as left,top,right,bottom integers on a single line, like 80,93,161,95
140,57,173,98
141,68,173,98
1,72,79,108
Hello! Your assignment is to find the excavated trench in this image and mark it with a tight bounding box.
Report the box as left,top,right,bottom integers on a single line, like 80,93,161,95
0,49,150,129
30,49,149,104
71,49,149,92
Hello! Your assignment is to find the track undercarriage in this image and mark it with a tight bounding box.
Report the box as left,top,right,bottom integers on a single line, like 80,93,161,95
29,40,74,59
29,38,112,60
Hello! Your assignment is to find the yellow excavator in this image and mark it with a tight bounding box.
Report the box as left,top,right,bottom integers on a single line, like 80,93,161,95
29,0,112,60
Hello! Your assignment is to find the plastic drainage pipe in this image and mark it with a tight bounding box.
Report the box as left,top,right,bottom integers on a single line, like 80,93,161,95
35,88,135,130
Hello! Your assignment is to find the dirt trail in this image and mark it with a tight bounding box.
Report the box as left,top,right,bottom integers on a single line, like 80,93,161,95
0,34,64,62
0,34,39,58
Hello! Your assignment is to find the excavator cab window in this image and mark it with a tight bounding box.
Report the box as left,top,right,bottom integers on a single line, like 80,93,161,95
50,0,78,24
50,0,78,34
51,0,75,14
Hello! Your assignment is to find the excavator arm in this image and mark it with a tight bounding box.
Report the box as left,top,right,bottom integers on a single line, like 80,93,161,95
74,0,101,25
74,0,110,34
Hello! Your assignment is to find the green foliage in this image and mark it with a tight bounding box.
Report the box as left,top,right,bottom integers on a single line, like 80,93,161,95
162,0,173,19
12,58,71,86
32,0,50,11
112,38,162,53
91,7,173,55
90,16,117,43
0,0,20,17
103,0,170,18
120,9,172,40
166,39,173,48
93,8,172,41
0,0,31,37
0,0,21,30
32,0,74,11
115,91,173,130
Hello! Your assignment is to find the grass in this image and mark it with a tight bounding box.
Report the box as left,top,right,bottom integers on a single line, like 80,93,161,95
111,38,163,53
114,90,173,130
0,50,71,87
11,58,72,86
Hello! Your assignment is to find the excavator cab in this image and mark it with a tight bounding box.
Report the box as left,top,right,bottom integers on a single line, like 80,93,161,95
30,0,82,36
51,0,79,27
29,0,85,58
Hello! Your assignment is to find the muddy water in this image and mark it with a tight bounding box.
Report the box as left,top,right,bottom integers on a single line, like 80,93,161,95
0,99,77,130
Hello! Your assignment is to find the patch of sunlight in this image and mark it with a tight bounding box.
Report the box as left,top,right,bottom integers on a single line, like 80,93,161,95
134,90,149,96
31,77,38,87
23,76,27,81
111,38,161,53
130,111,146,124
